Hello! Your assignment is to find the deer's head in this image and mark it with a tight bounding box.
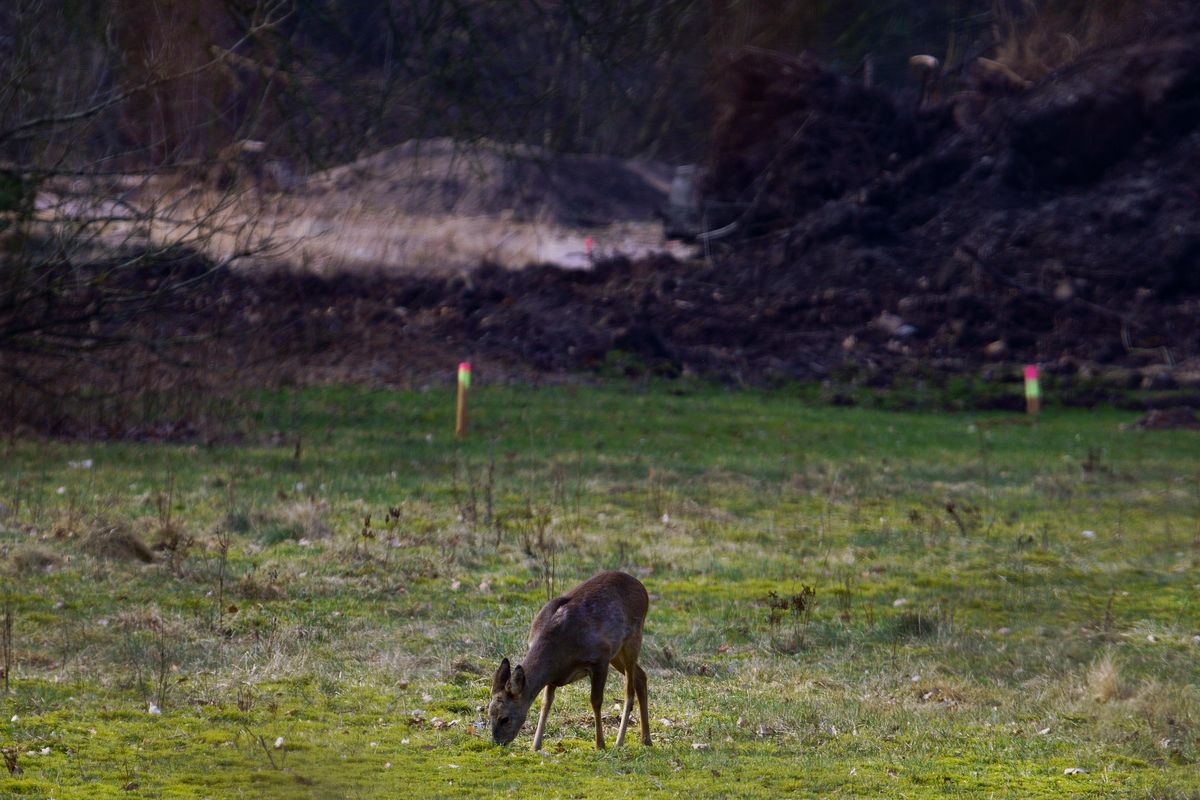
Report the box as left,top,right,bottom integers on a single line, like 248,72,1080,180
488,658,529,745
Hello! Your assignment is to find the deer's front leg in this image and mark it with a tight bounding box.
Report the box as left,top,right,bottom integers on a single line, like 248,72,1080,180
590,664,609,749
532,685,555,751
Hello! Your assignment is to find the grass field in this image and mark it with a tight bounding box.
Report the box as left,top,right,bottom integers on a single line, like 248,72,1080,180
1,381,1198,799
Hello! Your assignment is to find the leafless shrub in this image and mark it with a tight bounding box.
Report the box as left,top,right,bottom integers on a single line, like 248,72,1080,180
457,470,478,531
498,502,560,600
2,597,12,694
212,526,234,628
764,586,817,653
118,611,184,710
0,0,290,435
244,726,287,770
647,469,672,520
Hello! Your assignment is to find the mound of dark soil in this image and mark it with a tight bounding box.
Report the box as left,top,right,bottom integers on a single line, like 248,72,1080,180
693,18,1200,376
704,48,927,231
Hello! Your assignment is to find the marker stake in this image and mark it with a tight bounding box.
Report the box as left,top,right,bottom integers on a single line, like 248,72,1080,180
1024,365,1041,416
456,362,471,438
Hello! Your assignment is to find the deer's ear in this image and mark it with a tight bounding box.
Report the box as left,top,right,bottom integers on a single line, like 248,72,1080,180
492,658,511,693
509,664,526,696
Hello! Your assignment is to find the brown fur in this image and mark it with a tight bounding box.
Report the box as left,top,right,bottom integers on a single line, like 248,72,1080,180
489,571,651,750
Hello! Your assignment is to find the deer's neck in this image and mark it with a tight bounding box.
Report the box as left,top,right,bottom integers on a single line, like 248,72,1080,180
518,638,565,704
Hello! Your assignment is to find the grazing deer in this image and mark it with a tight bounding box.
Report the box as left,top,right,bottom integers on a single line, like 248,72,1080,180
489,571,650,750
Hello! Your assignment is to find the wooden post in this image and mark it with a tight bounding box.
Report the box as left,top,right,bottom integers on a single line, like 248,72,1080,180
456,362,471,438
1024,365,1041,416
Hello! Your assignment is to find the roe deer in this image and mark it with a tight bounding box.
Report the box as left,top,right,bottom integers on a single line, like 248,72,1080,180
489,571,650,750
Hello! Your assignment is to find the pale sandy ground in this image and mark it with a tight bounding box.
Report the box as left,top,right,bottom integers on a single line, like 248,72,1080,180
34,139,696,274
242,205,692,273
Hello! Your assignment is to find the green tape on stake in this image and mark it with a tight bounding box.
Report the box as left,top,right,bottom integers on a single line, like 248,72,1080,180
458,362,472,388
1024,365,1040,399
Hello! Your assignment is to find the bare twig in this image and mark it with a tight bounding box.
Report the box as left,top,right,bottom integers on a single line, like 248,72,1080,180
944,501,969,537
2,597,13,694
0,2,290,143
244,727,284,770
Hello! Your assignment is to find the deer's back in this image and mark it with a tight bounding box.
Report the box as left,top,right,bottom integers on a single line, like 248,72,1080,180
530,571,648,656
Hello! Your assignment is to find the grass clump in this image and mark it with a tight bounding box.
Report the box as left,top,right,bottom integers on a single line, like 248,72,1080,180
1087,651,1125,703
80,519,155,563
258,499,332,545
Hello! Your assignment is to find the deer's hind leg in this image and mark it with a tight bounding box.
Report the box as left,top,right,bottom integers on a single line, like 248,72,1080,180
590,663,609,750
613,637,646,748
613,658,636,747
634,664,650,745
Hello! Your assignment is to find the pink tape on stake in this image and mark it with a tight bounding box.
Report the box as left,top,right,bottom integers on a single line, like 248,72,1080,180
584,236,594,257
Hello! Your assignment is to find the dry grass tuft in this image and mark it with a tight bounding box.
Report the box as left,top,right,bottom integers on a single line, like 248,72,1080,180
237,573,286,601
146,518,192,552
112,608,166,632
1087,651,1125,703
992,0,1188,82
1131,680,1199,736
277,499,333,541
82,521,155,563
451,658,484,676
8,544,61,574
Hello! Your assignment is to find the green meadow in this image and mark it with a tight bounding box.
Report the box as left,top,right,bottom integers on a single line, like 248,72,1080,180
1,382,1197,798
